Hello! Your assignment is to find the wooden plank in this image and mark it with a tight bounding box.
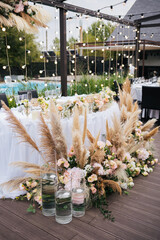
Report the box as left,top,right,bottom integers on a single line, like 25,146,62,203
113,196,160,217
0,206,58,240
0,222,25,240
129,184,160,198
91,216,151,240
67,217,118,240
108,210,160,240
110,203,160,230
0,200,76,240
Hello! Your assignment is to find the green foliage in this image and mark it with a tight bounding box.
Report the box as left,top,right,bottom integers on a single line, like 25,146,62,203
92,195,114,221
27,204,36,213
67,74,125,96
0,27,41,67
7,96,16,108
67,37,77,49
53,37,60,56
83,21,115,58
83,21,115,42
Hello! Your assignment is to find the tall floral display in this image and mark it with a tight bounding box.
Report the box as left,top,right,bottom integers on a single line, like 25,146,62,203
0,79,159,222
0,0,51,32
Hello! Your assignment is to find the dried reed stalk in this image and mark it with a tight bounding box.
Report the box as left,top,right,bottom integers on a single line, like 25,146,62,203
10,162,41,170
87,129,95,143
103,179,122,195
123,77,131,94
2,101,39,152
143,126,159,141
20,12,47,28
141,119,157,132
49,99,59,118
39,113,56,163
91,149,105,164
106,120,112,141
123,110,141,139
1,177,39,192
82,108,87,144
50,113,67,160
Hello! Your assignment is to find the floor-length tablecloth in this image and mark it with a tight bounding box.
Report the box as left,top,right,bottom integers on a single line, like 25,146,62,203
0,101,120,198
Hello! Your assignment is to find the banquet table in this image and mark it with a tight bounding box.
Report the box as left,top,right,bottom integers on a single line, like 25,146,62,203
131,82,159,102
0,101,120,199
131,82,159,119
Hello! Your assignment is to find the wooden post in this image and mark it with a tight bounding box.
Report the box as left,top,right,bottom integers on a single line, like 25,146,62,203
135,25,140,78
60,7,67,96
142,40,145,77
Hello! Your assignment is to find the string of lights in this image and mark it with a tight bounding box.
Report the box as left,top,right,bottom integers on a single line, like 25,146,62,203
98,0,127,12
66,10,160,21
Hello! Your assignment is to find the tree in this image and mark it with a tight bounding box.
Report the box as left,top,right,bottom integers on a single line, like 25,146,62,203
83,21,115,58
0,27,41,67
52,37,60,56
67,37,77,49
83,21,115,42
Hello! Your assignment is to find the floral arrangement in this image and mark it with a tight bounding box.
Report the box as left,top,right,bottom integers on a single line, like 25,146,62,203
0,0,51,33
92,87,115,112
21,99,30,116
30,97,48,112
51,88,115,117
0,78,159,221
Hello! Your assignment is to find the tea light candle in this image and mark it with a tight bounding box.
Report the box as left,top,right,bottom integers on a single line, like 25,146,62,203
72,188,85,205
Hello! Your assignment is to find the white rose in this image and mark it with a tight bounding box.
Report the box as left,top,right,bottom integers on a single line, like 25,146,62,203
27,8,32,15
120,182,128,190
128,182,134,188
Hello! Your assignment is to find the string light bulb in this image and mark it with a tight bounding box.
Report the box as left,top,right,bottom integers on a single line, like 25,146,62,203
141,13,144,18
2,27,6,32
7,45,10,49
39,70,43,74
123,0,127,5
3,66,7,69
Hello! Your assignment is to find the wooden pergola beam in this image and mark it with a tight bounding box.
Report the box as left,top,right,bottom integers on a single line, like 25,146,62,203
135,14,160,24
141,23,160,28
33,0,136,27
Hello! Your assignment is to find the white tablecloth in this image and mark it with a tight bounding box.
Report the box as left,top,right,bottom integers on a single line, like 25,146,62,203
131,82,159,102
0,101,120,198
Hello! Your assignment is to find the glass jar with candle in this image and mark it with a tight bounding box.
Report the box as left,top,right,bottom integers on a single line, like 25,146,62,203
41,171,57,216
72,171,85,217
55,186,72,224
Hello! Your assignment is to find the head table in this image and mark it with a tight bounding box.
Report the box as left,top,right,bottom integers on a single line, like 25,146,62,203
0,101,120,199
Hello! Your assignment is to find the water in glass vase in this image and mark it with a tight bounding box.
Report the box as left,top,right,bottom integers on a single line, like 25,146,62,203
55,189,72,224
42,173,57,216
72,188,85,217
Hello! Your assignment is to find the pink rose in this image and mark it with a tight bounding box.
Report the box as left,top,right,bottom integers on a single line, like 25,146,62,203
105,169,112,175
27,192,31,200
14,1,24,13
64,161,69,168
91,186,97,194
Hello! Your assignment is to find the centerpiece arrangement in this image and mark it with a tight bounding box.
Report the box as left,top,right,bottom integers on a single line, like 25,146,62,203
20,87,115,118
0,79,159,223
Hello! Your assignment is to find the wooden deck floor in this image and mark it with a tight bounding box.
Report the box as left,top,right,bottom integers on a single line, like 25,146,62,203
0,131,159,240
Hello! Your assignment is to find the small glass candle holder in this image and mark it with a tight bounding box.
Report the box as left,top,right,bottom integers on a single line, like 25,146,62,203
72,172,85,218
41,171,57,216
55,186,72,224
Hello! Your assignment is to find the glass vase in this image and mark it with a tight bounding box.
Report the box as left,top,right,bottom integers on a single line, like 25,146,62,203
55,187,72,224
72,172,85,217
41,172,57,216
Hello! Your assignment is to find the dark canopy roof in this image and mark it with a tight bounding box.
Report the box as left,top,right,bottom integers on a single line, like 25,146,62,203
111,0,160,42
